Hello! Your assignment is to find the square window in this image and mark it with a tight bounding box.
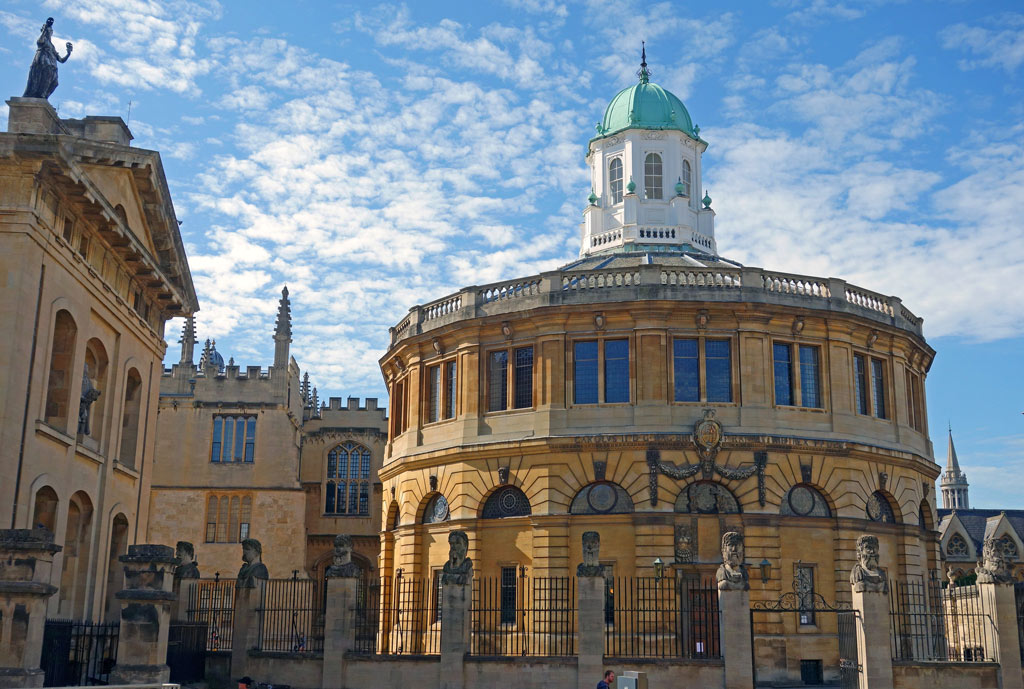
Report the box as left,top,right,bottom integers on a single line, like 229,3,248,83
488,351,509,412
799,346,821,408
773,343,794,406
705,339,732,403
513,347,533,409
574,341,599,404
673,338,699,402
603,339,629,403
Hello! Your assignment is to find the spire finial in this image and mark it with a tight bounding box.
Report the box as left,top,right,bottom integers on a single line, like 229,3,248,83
275,285,292,339
637,41,650,84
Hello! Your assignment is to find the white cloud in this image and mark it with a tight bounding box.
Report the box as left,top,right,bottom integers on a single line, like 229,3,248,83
940,13,1024,73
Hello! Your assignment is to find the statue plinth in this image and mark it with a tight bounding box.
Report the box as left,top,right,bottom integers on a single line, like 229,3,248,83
5,97,66,135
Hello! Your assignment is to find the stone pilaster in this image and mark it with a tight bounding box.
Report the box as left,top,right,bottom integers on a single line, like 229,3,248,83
230,581,265,680
439,581,471,689
977,580,1023,689
576,574,604,689
719,587,752,689
0,529,60,689
108,544,178,685
850,586,893,689
321,574,360,689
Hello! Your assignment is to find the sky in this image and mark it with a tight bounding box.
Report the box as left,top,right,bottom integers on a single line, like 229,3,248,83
0,0,1021,506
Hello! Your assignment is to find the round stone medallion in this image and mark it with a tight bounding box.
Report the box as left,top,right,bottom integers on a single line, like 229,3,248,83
587,483,617,513
430,496,449,522
788,486,815,516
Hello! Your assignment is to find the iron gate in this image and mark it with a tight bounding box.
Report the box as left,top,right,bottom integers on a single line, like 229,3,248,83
750,592,859,689
167,620,208,684
41,619,119,687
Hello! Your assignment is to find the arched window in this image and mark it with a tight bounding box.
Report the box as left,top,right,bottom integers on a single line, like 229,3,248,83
569,482,634,515
1000,535,1019,561
675,481,740,514
780,484,832,517
865,491,896,523
644,153,663,199
608,158,623,204
325,442,372,515
422,494,450,524
946,533,969,558
481,486,531,519
118,368,143,467
680,159,692,197
45,310,77,430
83,338,109,442
386,501,400,530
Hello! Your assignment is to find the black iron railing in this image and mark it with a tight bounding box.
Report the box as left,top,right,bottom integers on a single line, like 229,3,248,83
604,576,721,659
41,618,119,687
256,574,326,653
184,576,235,651
890,578,995,662
352,575,385,654
471,573,576,656
167,620,208,684
387,574,440,655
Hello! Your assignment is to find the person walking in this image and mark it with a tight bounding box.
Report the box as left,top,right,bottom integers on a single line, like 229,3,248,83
597,669,615,689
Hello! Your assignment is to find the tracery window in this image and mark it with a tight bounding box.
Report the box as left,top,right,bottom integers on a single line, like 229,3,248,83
644,153,663,199
1000,535,1018,561
680,159,692,197
865,491,896,523
609,158,623,204
482,486,531,519
946,534,969,558
325,442,371,516
422,494,450,524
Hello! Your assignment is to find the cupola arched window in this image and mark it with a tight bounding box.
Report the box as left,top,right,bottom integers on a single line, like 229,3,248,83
681,159,691,197
608,158,623,204
325,441,371,516
481,486,531,519
780,484,832,517
644,153,663,199
569,482,634,515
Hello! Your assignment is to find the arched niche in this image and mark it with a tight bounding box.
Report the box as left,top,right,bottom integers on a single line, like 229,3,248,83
675,481,740,514
569,482,634,515
386,501,400,530
60,491,94,618
779,484,832,517
44,310,77,431
103,513,130,621
481,486,531,519
83,338,109,442
32,486,59,532
118,368,143,467
865,491,898,524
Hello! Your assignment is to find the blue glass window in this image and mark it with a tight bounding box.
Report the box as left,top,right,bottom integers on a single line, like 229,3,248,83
488,351,509,411
604,339,630,403
211,417,222,462
799,345,821,408
514,347,534,409
325,441,372,515
773,343,793,406
574,341,599,404
244,417,255,462
705,339,732,403
871,359,886,419
673,338,699,402
211,415,256,463
445,361,457,419
854,354,868,415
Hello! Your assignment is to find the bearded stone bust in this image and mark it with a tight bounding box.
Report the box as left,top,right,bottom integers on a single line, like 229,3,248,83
976,537,1014,585
441,530,473,585
716,531,749,591
325,534,361,578
577,531,604,577
850,534,888,593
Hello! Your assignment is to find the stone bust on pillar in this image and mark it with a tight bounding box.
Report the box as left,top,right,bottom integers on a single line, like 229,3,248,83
976,536,1014,584
577,531,604,577
850,534,888,593
325,534,361,578
236,538,269,588
716,531,749,591
441,530,473,585
174,541,200,580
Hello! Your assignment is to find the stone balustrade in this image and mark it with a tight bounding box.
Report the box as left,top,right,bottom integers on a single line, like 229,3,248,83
389,264,924,347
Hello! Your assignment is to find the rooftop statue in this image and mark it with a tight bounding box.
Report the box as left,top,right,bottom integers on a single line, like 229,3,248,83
24,18,73,100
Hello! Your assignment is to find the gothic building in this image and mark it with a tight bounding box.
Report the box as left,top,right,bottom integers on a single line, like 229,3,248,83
378,55,940,686
0,97,197,621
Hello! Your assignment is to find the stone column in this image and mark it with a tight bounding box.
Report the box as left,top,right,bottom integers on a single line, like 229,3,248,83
718,587,752,689
230,581,265,680
850,535,893,689
108,544,178,685
439,579,471,689
576,573,605,689
0,529,61,689
976,541,1023,689
322,535,362,689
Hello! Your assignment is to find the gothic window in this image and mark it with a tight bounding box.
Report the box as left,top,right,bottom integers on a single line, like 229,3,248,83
325,441,372,516
211,415,256,462
482,486,531,519
681,159,691,197
946,534,969,558
422,494,450,524
569,482,634,515
780,484,832,517
1000,535,1018,561
609,158,623,204
865,491,896,523
44,310,77,430
675,481,740,514
118,368,143,467
205,493,252,543
644,153,663,199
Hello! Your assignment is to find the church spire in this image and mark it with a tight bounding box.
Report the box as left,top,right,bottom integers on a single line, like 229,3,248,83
940,427,969,510
179,315,196,365
273,286,292,370
637,41,650,84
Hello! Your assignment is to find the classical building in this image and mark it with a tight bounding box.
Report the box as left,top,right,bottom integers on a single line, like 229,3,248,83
378,57,940,685
148,289,386,581
0,98,197,621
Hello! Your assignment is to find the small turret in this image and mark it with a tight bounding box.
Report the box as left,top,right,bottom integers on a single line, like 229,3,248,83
179,315,196,365
273,286,292,370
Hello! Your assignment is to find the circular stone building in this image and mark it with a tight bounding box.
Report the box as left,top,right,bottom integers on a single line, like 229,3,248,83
379,58,939,683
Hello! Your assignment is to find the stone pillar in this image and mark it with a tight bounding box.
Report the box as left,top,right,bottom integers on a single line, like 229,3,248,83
576,574,605,689
0,529,60,689
850,535,893,689
978,579,1024,689
439,580,471,689
322,535,362,689
108,544,178,685
230,581,265,680
719,588,752,689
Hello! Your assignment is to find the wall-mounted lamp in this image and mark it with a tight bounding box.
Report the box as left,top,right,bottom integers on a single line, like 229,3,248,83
653,557,665,582
759,559,772,583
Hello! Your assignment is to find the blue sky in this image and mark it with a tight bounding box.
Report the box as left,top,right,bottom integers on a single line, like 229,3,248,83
1,1,1021,506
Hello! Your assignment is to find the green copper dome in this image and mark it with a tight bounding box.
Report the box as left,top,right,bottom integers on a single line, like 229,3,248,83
596,80,695,139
